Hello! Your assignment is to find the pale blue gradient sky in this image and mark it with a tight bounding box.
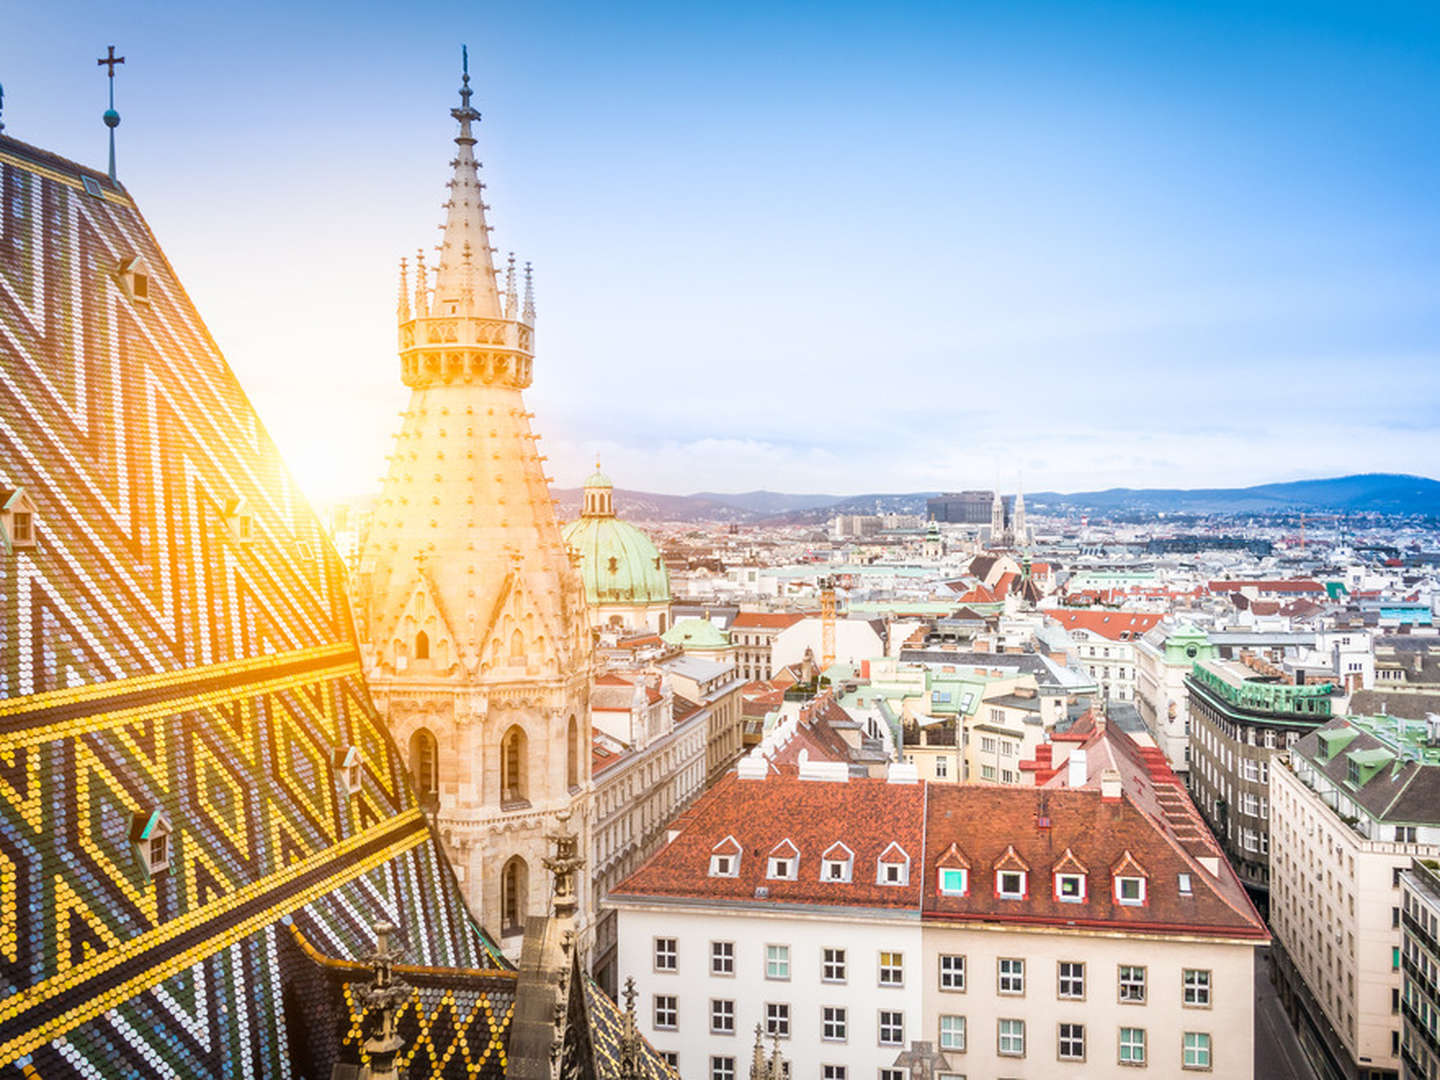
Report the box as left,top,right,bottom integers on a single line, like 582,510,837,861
5,1,1440,498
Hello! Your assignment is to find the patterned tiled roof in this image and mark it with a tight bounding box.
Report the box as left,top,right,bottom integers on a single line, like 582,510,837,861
0,133,674,1079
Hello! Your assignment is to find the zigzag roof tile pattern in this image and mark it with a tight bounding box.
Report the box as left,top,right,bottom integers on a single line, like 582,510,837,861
0,135,674,1079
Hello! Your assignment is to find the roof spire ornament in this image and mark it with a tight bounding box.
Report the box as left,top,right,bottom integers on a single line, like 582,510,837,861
504,251,518,319
413,248,429,317
96,44,125,183
433,45,501,317
0,80,7,134
397,257,411,322
522,261,535,324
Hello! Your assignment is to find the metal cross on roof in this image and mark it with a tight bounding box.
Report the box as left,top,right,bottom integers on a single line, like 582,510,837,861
892,1040,952,1080
96,44,125,182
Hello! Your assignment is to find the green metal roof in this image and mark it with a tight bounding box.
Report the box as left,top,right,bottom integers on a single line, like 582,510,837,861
661,617,729,649
562,514,670,606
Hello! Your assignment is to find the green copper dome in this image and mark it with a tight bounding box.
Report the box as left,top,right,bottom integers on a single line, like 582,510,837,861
583,463,613,489
562,476,670,606
661,617,730,649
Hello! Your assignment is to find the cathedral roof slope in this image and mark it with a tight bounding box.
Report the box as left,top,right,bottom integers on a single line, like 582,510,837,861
0,130,544,1078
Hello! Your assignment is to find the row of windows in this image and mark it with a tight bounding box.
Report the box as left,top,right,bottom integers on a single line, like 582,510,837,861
690,1026,1212,1078
652,941,1212,1005
936,866,1157,905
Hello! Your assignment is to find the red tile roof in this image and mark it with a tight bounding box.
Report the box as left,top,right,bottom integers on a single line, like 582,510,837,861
731,611,807,630
1041,609,1164,641
612,773,925,910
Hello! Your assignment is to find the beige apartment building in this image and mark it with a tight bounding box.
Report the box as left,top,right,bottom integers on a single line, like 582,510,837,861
1270,714,1440,1080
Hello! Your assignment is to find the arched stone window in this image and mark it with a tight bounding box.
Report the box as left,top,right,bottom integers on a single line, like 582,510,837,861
409,727,438,799
414,630,429,661
567,715,580,791
502,856,528,935
501,725,528,806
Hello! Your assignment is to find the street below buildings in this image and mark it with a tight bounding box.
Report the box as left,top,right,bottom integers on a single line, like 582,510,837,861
1257,947,1320,1080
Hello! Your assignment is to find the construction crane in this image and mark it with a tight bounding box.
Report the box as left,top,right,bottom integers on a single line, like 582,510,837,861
819,576,837,672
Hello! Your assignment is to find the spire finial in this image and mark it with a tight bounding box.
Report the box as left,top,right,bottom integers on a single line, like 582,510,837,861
505,251,518,318
522,261,535,324
397,257,411,322
414,248,429,317
97,45,125,183
0,81,7,134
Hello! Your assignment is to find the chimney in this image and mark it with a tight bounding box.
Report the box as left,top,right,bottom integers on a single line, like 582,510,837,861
887,762,920,785
1100,769,1122,802
1067,748,1088,789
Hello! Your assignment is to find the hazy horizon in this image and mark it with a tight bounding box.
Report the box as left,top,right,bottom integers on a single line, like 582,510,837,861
7,1,1440,503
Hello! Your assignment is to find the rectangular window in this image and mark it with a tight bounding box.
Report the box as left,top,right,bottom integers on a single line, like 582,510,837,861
764,1002,790,1038
999,957,1025,995
879,951,904,986
1056,872,1085,901
654,995,678,1030
710,1056,735,1080
765,944,790,980
654,937,677,971
939,1013,966,1051
821,1067,846,1080
1059,1022,1085,1061
878,1009,905,1046
998,871,1026,898
998,1017,1026,1057
822,1005,847,1041
939,954,966,991
1120,1026,1146,1064
1183,969,1211,1007
1182,1031,1211,1069
935,756,948,778
711,940,735,976
1059,961,1085,999
981,764,996,780
710,998,735,1035
1119,965,1147,1003
939,867,967,895
1116,876,1146,905
823,946,847,983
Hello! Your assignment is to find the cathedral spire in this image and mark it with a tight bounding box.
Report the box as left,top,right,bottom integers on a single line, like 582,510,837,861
433,46,502,317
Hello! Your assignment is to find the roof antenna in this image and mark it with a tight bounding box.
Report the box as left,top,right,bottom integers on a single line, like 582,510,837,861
97,44,125,183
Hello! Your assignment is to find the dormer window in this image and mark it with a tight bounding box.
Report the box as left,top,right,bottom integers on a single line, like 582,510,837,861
768,839,799,880
112,255,152,306
994,845,1031,899
224,497,254,544
1,489,38,551
1115,876,1146,905
1112,850,1149,906
820,842,853,883
334,746,363,796
710,835,742,877
939,867,968,895
130,809,173,878
935,842,971,897
1056,873,1086,902
1052,848,1089,903
876,842,910,886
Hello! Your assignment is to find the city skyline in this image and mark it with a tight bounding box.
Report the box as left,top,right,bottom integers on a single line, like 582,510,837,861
6,1,1440,501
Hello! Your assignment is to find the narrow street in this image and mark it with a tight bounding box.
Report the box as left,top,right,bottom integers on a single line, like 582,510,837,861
1257,948,1320,1080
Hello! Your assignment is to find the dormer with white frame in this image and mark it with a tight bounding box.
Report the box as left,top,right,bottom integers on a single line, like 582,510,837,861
1052,847,1089,903
935,842,971,896
994,845,1030,899
709,835,742,878
0,489,37,552
1112,850,1149,906
767,838,799,880
876,841,910,886
820,841,853,883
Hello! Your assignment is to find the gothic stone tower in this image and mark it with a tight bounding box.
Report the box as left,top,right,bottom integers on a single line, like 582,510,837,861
354,56,592,952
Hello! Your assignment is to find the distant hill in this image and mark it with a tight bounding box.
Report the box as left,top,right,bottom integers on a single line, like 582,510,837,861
550,473,1440,523
1027,474,1440,516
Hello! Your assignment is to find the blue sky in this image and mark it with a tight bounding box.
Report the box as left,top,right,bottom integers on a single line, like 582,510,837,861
6,1,1440,499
